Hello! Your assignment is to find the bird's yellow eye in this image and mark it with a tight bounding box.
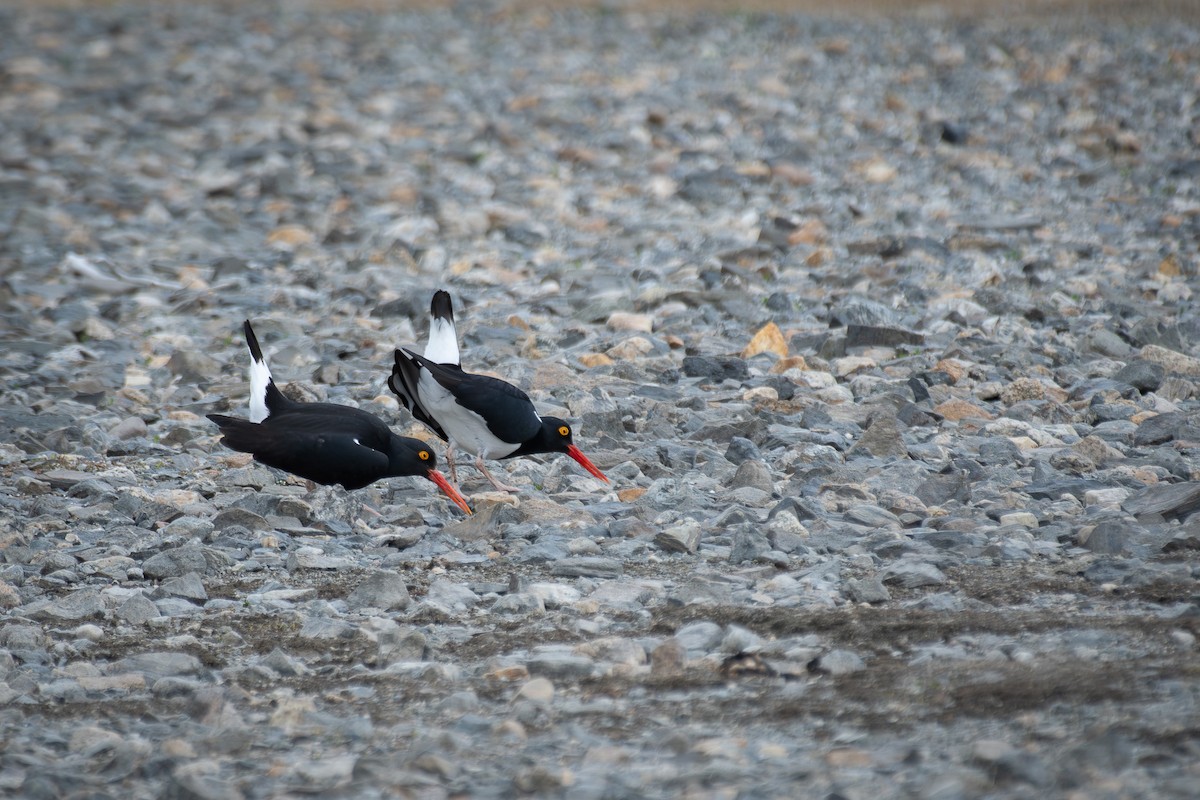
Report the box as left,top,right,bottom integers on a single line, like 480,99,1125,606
558,425,570,437
419,450,431,461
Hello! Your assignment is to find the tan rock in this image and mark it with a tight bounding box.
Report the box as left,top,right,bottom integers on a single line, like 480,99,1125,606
1000,376,1047,405
266,224,315,249
826,747,873,768
486,664,530,682
606,337,653,360
934,398,994,421
1141,344,1200,376
933,358,968,384
516,677,555,703
770,355,809,374
742,322,788,358
606,312,653,333
831,356,876,377
578,353,614,369
789,219,828,246
855,156,897,183
742,386,779,403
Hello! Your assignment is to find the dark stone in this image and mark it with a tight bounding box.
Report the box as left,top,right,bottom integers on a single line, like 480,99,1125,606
940,121,968,144
758,375,796,400
845,324,925,348
1134,412,1183,446
681,355,749,383
550,557,623,579
1124,482,1200,522
1082,521,1127,555
725,436,762,464
691,417,765,445
977,438,1025,466
920,370,956,387
907,377,930,403
1128,318,1185,351
916,470,969,506
847,414,908,459
1113,360,1164,393
896,402,939,427
764,291,792,312
729,529,770,563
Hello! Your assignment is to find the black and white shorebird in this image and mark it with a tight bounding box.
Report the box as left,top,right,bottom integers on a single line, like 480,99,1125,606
207,320,472,514
388,290,609,492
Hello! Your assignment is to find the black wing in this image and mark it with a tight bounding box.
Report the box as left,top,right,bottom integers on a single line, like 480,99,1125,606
389,348,450,441
405,351,542,445
208,413,390,490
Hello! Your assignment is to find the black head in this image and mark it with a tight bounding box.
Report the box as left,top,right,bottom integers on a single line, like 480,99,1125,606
525,417,609,482
386,437,473,514
386,436,438,475
537,416,576,454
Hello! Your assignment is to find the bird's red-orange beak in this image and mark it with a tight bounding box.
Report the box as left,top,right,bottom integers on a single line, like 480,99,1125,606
566,444,609,483
426,469,472,514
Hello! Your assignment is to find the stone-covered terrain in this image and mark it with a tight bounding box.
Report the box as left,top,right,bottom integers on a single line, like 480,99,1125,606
1,1,1199,797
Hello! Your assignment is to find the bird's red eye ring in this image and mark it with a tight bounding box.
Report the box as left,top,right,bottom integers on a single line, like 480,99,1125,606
558,425,570,437
419,450,431,461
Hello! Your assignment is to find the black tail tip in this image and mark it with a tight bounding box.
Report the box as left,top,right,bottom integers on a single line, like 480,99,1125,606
242,320,264,362
431,290,454,321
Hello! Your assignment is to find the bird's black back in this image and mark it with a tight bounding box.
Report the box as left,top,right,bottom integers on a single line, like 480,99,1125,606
207,404,433,490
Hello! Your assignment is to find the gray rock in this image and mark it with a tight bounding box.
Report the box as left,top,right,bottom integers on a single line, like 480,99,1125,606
1124,482,1200,521
550,557,623,579
110,651,203,678
166,349,221,383
675,621,723,657
881,561,947,588
154,572,208,602
117,594,161,624
844,504,902,530
848,414,908,459
297,617,357,641
212,507,270,531
286,551,355,571
729,529,771,563
425,579,480,612
527,649,595,678
492,592,545,615
1133,411,1191,446
811,649,866,675
1081,521,1128,555
261,647,308,677
25,587,106,621
143,544,228,579
681,355,749,383
845,324,924,348
1114,359,1164,392
347,570,411,611
169,760,245,800
725,436,762,464
656,521,701,554
729,460,774,492
845,576,891,604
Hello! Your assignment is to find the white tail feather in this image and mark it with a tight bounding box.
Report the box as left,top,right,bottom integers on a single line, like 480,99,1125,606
248,349,271,423
424,315,460,364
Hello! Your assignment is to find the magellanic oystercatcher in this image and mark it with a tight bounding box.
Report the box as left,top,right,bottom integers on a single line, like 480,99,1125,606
388,291,609,492
207,321,472,514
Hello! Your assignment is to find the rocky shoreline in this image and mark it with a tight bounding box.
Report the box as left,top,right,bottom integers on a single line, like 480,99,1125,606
1,2,1199,797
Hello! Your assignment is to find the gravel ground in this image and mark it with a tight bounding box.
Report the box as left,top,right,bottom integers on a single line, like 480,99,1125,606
2,1,1200,798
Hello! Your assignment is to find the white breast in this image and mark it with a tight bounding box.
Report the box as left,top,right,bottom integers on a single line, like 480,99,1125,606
417,370,521,459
